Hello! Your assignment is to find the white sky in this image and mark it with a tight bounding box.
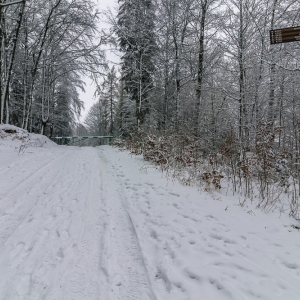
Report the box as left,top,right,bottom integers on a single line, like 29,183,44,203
79,0,119,122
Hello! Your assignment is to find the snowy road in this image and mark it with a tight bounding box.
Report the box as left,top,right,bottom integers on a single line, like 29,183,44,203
0,145,154,300
0,141,300,300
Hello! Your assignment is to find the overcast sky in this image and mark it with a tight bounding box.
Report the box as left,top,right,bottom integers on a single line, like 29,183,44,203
79,0,118,122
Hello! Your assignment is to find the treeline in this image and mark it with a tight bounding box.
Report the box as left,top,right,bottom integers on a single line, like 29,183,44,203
0,0,105,136
84,0,300,215
89,0,300,148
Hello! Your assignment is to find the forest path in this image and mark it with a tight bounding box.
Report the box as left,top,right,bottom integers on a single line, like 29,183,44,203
0,143,300,300
0,146,153,300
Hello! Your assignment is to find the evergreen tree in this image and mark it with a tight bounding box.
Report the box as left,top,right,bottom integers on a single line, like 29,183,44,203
116,0,157,128
51,77,83,137
99,66,119,135
84,102,105,136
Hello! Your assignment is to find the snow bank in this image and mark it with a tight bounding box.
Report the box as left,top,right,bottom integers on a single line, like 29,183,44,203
0,124,57,150
0,124,29,140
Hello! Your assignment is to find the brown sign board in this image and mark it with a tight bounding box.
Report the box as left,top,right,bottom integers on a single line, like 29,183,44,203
270,26,300,44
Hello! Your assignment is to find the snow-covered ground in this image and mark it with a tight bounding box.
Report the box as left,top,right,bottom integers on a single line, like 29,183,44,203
0,125,300,300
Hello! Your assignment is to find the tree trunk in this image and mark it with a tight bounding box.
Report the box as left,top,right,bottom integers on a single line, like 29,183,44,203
2,0,26,124
24,0,63,130
110,74,113,135
195,0,208,137
238,0,246,152
0,4,3,123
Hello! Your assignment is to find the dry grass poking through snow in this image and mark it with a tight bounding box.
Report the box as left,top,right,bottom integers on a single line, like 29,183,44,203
113,126,300,220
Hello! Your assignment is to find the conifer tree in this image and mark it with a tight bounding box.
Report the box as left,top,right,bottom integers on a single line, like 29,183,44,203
116,0,156,128
100,66,119,135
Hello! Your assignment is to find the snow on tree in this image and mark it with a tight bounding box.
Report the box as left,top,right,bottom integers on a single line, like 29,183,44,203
116,0,157,128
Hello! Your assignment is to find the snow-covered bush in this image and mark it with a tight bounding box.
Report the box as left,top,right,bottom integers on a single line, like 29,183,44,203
114,127,300,217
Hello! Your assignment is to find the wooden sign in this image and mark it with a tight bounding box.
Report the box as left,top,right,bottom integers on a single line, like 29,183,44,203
270,26,300,44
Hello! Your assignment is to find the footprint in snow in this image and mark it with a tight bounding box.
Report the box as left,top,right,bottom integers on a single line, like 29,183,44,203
61,230,70,240
185,269,201,281
55,248,64,262
174,282,185,293
211,234,237,245
206,214,218,220
282,261,299,270
169,192,180,197
150,229,158,240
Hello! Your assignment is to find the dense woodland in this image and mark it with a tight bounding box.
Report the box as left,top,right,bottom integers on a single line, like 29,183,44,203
1,0,300,214
104,0,300,215
0,0,105,136
86,0,300,150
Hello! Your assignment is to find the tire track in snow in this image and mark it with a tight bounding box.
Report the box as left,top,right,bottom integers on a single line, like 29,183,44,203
100,150,155,300
0,148,108,300
0,150,68,201
63,148,109,300
0,152,70,249
0,146,155,300
0,155,32,177
0,150,79,299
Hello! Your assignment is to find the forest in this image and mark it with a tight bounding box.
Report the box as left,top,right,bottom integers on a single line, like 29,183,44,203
0,0,105,136
1,0,300,215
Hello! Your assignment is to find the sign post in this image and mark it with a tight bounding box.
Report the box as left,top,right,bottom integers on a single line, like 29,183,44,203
270,26,300,44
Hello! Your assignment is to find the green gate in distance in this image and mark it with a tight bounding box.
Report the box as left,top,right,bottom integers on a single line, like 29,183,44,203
50,136,114,146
